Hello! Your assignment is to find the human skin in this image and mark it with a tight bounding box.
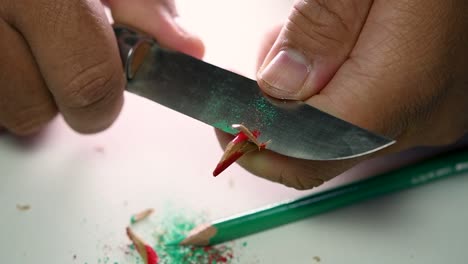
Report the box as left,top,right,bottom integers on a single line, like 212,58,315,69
217,0,468,189
1,1,466,190
0,0,203,135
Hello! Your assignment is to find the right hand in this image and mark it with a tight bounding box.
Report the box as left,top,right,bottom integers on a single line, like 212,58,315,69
0,0,203,135
218,0,467,189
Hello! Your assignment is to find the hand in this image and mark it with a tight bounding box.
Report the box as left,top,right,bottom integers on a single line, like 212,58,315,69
0,0,203,135
217,0,467,189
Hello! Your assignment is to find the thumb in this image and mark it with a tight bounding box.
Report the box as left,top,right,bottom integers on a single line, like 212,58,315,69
257,0,372,100
107,0,204,59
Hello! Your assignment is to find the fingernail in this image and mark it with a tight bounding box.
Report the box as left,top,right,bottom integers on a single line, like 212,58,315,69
259,49,310,98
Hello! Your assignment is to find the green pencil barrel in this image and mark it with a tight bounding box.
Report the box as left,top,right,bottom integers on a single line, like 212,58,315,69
211,150,468,245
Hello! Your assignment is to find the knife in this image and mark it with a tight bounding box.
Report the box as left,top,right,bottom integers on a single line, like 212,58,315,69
113,25,395,160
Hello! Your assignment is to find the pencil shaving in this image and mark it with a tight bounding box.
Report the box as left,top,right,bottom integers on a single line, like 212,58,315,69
231,124,262,148
126,227,159,264
126,227,148,262
213,124,269,176
131,208,154,224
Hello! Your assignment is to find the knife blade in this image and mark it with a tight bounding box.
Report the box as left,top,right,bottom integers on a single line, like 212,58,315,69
114,25,395,160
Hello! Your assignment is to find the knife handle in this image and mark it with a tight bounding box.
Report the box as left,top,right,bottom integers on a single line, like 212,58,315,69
113,25,155,80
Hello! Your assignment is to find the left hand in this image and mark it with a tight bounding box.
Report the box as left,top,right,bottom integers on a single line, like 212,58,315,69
217,0,468,189
106,0,204,59
0,0,204,135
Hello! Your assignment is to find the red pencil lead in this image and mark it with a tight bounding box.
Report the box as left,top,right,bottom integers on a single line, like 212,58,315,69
213,124,268,177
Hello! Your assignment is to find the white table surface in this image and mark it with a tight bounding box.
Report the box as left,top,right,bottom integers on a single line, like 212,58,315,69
1,1,468,263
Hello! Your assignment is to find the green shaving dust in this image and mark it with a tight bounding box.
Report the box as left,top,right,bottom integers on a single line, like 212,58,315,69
153,213,234,263
127,207,241,263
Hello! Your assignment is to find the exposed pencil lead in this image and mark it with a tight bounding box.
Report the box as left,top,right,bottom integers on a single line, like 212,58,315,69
213,124,269,176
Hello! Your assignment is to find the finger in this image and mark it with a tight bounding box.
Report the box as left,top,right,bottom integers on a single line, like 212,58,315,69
234,0,464,189
305,0,465,146
108,0,205,59
257,0,373,100
215,129,357,190
0,19,57,136
256,24,283,71
3,0,125,133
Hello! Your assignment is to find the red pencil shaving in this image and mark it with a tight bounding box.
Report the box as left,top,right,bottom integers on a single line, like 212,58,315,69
126,227,159,264
213,124,269,176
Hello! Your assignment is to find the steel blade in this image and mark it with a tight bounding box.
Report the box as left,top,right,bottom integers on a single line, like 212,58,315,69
126,47,393,160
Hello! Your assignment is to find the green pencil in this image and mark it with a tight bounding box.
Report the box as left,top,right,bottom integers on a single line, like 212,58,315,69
171,150,468,246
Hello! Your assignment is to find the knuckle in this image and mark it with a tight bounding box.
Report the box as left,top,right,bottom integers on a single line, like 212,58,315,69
278,164,322,190
61,59,122,109
301,0,348,26
293,176,325,190
10,120,42,136
275,159,351,190
286,0,353,53
7,104,56,135
291,176,310,190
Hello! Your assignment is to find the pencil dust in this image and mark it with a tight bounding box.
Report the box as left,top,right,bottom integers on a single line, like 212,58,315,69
125,207,242,263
